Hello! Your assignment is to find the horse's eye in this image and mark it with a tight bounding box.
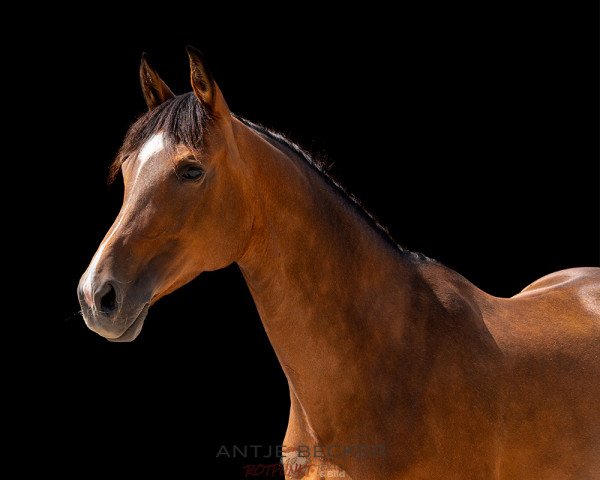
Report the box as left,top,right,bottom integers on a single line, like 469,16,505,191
179,164,204,180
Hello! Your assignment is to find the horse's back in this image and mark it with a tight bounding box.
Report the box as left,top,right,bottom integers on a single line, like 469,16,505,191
501,265,599,330
488,267,600,479
516,266,600,303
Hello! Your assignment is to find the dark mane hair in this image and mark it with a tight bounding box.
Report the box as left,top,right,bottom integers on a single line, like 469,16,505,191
109,92,209,182
233,116,430,261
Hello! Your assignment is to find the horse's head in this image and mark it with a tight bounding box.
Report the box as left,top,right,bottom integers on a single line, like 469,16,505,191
78,48,254,341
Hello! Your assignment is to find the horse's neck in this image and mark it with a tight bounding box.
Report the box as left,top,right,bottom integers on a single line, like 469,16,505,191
233,118,452,443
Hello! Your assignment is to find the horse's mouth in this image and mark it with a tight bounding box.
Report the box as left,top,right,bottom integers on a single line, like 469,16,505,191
108,304,149,343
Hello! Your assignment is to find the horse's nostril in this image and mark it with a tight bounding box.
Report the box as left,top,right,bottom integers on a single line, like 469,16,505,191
100,283,117,314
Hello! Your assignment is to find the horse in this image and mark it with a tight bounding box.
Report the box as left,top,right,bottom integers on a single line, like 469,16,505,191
78,47,600,479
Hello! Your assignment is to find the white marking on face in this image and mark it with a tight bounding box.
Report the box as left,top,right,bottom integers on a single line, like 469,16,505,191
82,132,166,306
138,132,165,166
82,214,126,309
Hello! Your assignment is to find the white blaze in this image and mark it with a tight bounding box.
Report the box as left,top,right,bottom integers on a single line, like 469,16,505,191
138,133,165,165
82,133,165,306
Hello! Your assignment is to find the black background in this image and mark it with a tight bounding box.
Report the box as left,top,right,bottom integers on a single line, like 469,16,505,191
17,4,598,478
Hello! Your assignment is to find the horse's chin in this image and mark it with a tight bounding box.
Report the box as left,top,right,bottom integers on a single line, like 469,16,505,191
107,305,149,343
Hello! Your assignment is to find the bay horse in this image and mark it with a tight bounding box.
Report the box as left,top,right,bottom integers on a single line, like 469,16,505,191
78,48,600,479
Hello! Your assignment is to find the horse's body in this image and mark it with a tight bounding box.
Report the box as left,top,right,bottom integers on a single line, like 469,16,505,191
78,49,600,479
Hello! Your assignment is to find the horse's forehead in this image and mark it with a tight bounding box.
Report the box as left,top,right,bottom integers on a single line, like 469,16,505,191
138,132,166,165
126,132,169,187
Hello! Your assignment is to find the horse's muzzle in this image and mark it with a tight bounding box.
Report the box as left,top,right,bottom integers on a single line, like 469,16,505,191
77,278,149,342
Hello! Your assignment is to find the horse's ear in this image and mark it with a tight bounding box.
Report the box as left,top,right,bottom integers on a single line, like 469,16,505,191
186,46,215,107
140,53,175,110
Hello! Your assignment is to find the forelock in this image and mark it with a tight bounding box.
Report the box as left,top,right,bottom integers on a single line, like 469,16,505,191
109,92,210,182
